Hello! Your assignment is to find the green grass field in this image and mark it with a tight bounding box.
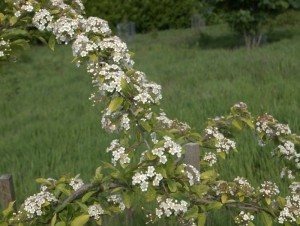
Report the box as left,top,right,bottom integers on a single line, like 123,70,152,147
1,14,300,225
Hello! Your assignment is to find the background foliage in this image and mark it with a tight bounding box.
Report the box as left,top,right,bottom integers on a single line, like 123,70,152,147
84,0,199,32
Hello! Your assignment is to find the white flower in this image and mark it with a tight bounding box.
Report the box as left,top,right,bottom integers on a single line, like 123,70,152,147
69,178,84,191
88,204,104,220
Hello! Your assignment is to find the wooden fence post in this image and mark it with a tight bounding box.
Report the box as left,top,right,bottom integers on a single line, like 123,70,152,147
0,174,16,212
184,143,200,170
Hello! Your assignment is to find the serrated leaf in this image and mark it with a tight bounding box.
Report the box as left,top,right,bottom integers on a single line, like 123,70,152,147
56,184,72,196
51,214,57,226
70,215,90,226
167,179,177,193
265,197,271,205
198,213,206,226
140,121,152,132
191,185,209,197
232,119,242,130
145,185,156,202
242,118,254,129
207,202,223,211
2,201,15,218
48,34,56,51
108,96,123,112
219,152,226,159
122,191,132,208
261,211,273,226
9,16,17,25
82,191,96,203
200,170,216,180
146,151,156,160
184,206,198,220
221,194,228,204
55,222,66,226
156,167,167,178
277,196,286,209
35,178,52,185
89,54,98,61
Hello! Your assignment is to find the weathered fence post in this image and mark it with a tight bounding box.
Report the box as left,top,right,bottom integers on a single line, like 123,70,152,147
184,143,200,170
0,174,16,212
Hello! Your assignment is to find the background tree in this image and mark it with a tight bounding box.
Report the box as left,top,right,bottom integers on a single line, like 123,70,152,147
203,0,300,47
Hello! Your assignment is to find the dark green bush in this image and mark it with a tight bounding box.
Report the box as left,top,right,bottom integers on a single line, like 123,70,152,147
84,0,199,33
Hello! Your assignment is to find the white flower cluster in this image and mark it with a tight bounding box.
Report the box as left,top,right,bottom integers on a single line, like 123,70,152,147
72,34,98,57
234,211,254,226
275,123,291,136
155,197,188,218
151,132,158,144
107,194,126,211
204,127,236,154
88,63,129,95
99,36,134,67
234,177,254,196
88,204,104,220
106,139,130,166
156,112,173,128
81,17,111,36
69,178,84,191
277,141,297,161
133,81,162,105
281,167,295,180
203,152,217,166
152,136,182,164
74,0,85,11
182,164,200,186
132,166,163,192
278,194,300,224
13,0,35,17
23,191,57,218
0,38,11,58
52,16,80,44
255,115,274,135
289,182,300,195
101,110,120,132
259,181,279,197
214,181,236,196
32,9,53,31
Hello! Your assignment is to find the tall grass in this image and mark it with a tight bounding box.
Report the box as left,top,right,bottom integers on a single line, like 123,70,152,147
1,17,300,225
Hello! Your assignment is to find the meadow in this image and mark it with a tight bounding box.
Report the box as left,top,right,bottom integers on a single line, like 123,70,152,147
1,13,300,225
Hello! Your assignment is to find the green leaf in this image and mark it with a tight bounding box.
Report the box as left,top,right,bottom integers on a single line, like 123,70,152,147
207,202,223,211
82,191,96,203
166,159,175,175
219,152,226,159
184,206,198,220
277,196,286,209
108,96,123,112
198,213,206,226
48,34,56,51
221,194,228,204
70,215,90,226
145,185,156,202
35,178,52,185
140,121,152,132
56,184,72,196
156,166,167,178
241,118,254,129
9,16,17,25
2,201,15,218
190,185,209,197
265,197,271,205
261,211,273,226
201,170,217,180
167,179,177,193
55,222,66,226
89,54,98,61
51,214,57,226
232,119,242,130
122,191,132,209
